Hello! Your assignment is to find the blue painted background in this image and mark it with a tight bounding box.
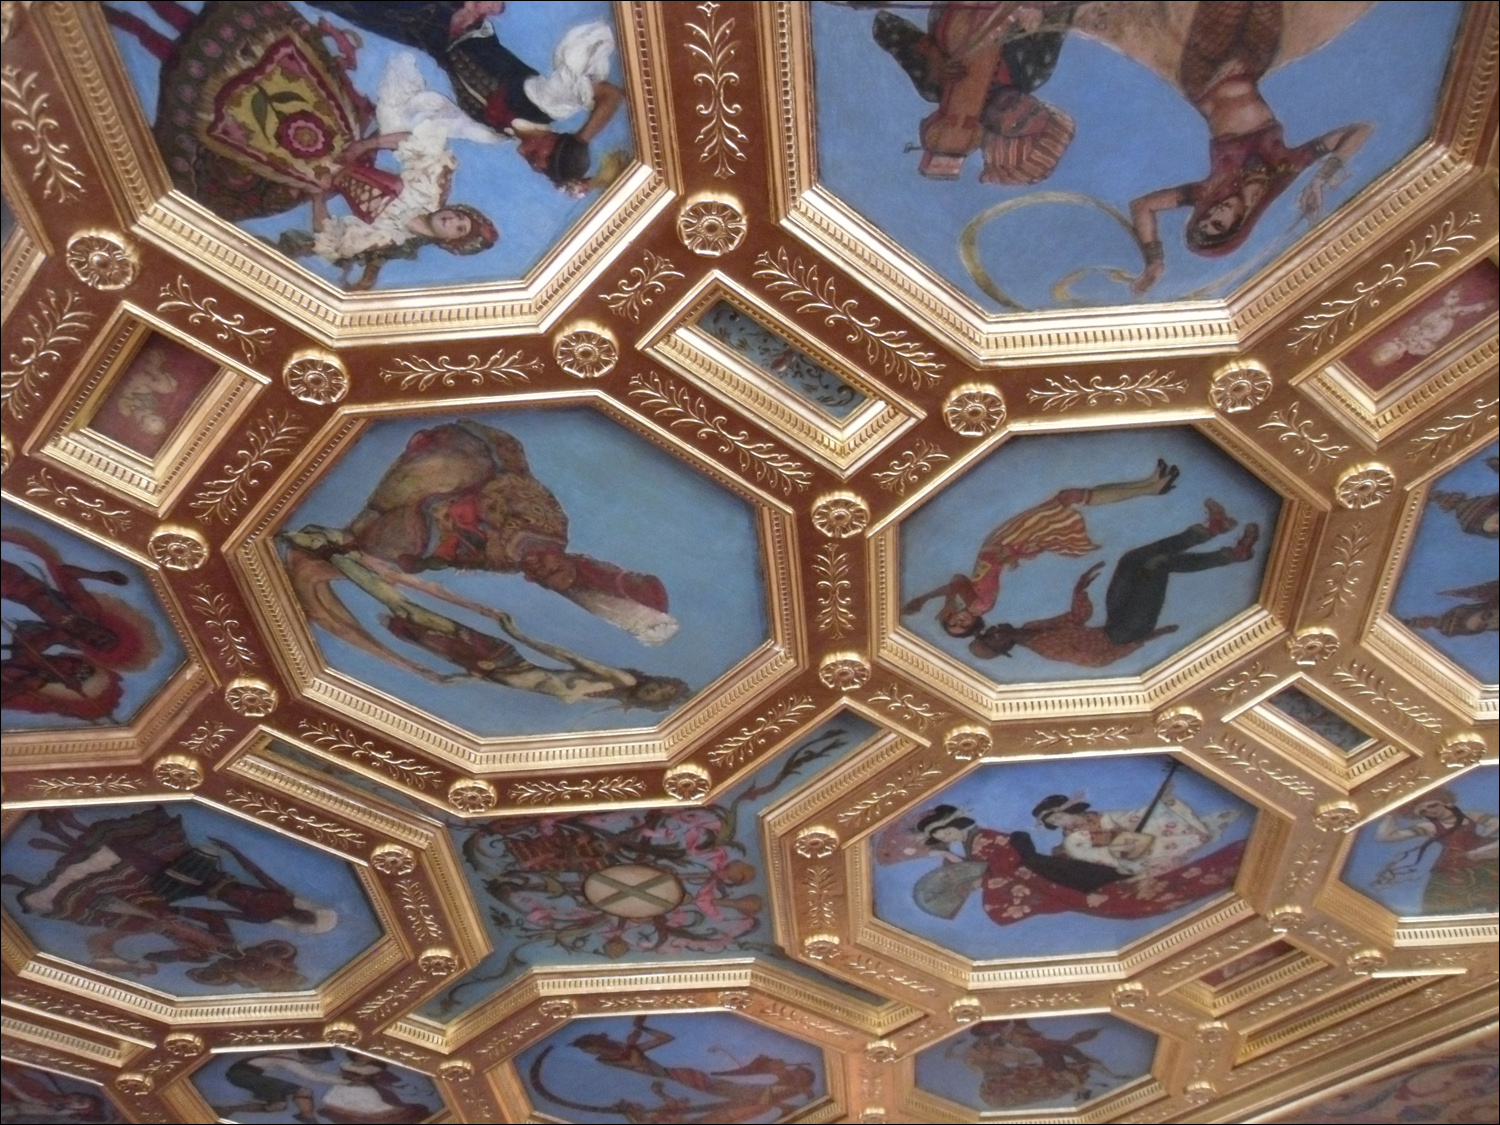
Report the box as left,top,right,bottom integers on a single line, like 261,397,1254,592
873,754,1254,960
190,1047,443,1122
517,1012,827,1125
284,408,766,737
812,1,1463,311
2,503,186,731
899,426,1281,683
0,802,383,996
915,1015,1156,1111
1391,443,1499,684
1342,765,1497,917
109,1,633,290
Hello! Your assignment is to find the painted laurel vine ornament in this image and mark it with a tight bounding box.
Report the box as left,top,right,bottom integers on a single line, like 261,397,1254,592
677,198,746,257
283,350,349,405
65,232,137,289
1209,361,1272,413
554,327,618,378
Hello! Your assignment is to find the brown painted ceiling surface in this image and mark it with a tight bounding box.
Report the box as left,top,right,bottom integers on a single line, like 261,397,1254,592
1,2,1496,1123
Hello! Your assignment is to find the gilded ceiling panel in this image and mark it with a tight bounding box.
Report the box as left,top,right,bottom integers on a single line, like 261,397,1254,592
1,2,1495,1123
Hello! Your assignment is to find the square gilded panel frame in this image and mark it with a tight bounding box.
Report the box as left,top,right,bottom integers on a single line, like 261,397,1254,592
32,304,265,515
1225,674,1412,791
1299,246,1499,444
642,272,921,475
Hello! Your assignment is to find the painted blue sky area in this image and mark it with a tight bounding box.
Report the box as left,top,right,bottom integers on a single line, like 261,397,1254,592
899,427,1280,683
1342,766,1498,918
873,755,1253,960
1391,443,1499,684
812,1,1463,311
0,802,383,996
190,1047,444,1123
108,1,633,290
517,1012,827,1125
2,503,186,731
425,714,881,1022
283,408,766,737
915,1015,1156,1111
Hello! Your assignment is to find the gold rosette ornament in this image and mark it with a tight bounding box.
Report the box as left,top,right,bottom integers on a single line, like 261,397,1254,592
677,198,746,257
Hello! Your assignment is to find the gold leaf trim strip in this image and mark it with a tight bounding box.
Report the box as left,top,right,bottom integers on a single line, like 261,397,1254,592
1288,211,1482,354
395,878,443,941
157,277,274,361
509,776,647,805
188,585,255,671
685,1,748,177
1314,523,1372,615
24,467,133,535
190,411,305,523
707,695,815,767
1026,370,1186,411
867,684,946,732
1410,392,1499,462
1332,660,1444,733
1021,725,1141,750
754,248,943,387
223,787,366,849
1258,402,1350,470
299,719,444,790
627,370,811,493
1,66,84,201
25,773,139,798
1202,738,1317,801
834,762,945,827
813,543,854,638
603,250,685,320
378,349,541,392
2,289,92,420
871,439,948,495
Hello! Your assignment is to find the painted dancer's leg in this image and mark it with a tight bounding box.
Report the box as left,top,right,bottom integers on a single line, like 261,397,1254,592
1059,459,1180,507
1103,501,1258,646
145,0,194,34
102,6,175,61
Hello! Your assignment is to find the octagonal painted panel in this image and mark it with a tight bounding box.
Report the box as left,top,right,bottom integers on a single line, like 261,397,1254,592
811,1,1463,312
0,1061,126,1124
515,1012,828,1123
1341,766,1498,918
873,754,1253,960
278,408,766,737
914,1015,1156,1112
1392,441,1498,684
107,0,633,291
1,802,383,995
190,1047,444,1122
899,426,1280,683
423,715,877,1020
2,502,187,730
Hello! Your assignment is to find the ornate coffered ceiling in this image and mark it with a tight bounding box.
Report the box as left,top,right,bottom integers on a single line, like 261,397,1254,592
1,3,1495,1123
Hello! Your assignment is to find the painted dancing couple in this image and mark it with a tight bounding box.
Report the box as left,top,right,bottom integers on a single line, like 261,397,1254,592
904,459,1260,667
